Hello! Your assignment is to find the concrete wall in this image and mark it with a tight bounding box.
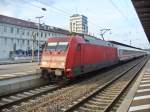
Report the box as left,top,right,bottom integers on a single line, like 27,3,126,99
0,74,49,96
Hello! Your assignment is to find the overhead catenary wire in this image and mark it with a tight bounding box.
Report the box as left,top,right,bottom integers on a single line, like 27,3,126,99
107,0,140,43
26,0,135,35
31,0,104,30
21,0,69,29
108,0,135,28
10,0,103,33
108,0,129,22
7,0,131,36
33,0,72,16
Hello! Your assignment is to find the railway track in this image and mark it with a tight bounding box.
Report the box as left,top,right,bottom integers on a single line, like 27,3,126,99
1,57,147,112
0,83,66,110
62,57,148,112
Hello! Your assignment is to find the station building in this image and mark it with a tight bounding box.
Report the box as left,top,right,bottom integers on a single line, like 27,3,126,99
0,15,70,60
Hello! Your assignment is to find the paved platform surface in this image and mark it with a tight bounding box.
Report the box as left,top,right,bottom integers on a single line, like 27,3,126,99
0,63,40,80
0,59,35,65
116,58,150,112
128,60,150,112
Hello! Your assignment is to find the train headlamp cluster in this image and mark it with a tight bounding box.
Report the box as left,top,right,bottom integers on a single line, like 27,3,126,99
41,61,65,68
55,69,62,76
42,61,48,66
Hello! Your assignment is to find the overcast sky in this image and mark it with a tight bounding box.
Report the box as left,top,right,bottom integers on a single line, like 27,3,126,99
0,0,150,49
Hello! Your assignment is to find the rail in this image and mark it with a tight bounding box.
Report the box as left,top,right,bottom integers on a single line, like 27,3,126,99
62,57,148,112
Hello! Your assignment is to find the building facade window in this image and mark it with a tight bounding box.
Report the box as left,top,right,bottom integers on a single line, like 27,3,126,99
4,38,7,45
27,31,30,36
11,38,13,43
4,26,7,32
22,29,25,35
27,40,29,44
0,24,2,33
17,28,19,34
17,39,19,44
37,32,38,37
10,27,14,33
22,39,25,45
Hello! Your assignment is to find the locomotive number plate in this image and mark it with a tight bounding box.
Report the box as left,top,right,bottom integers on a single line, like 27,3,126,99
55,70,62,76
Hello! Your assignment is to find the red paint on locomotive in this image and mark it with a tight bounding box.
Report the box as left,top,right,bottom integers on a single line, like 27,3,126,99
40,35,119,80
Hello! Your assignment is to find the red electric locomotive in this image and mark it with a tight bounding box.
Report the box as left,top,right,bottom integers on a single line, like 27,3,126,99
40,34,119,81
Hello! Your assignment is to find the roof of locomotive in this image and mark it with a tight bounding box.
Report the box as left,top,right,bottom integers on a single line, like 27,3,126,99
69,33,114,47
48,37,71,42
47,34,115,47
47,36,85,44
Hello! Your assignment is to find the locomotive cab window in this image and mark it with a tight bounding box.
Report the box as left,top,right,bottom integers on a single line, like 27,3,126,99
46,42,68,51
57,42,68,51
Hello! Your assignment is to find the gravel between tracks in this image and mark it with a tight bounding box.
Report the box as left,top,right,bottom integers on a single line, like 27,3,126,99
3,58,144,112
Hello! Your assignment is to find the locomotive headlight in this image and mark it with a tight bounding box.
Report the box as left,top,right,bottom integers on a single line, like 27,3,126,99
55,69,62,76
51,62,56,66
61,62,65,67
42,61,47,66
59,62,65,68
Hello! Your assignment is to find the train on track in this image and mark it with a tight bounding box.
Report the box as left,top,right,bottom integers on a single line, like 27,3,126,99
40,34,147,81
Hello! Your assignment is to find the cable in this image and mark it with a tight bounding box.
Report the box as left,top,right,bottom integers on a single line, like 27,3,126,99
33,0,72,16
23,0,42,9
108,0,129,22
107,0,137,38
108,0,135,29
6,0,106,35
33,0,104,29
88,20,103,29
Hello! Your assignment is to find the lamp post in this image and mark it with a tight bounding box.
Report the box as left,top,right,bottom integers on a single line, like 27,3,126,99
35,7,46,63
31,32,36,62
35,16,44,63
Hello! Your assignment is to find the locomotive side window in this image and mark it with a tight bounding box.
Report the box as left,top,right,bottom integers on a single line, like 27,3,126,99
77,44,81,51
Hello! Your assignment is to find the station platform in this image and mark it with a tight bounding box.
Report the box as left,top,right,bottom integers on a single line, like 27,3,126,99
128,59,150,112
0,63,39,80
0,59,35,65
0,63,43,97
117,59,150,112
